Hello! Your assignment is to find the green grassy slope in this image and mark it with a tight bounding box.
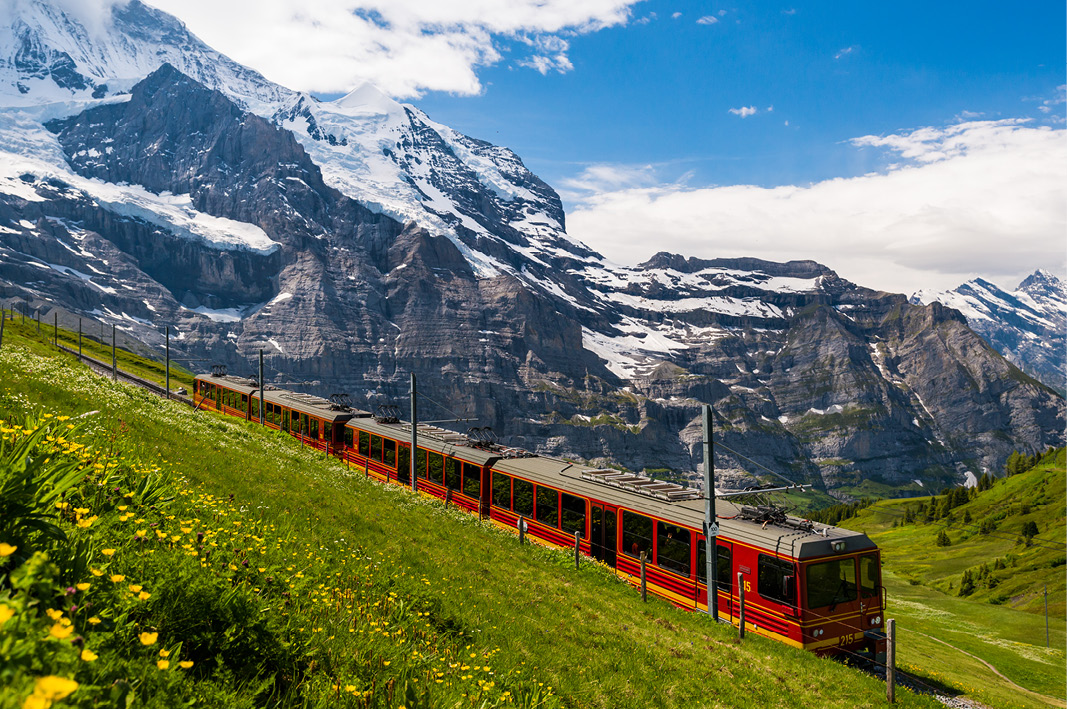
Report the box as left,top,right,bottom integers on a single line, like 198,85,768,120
0,326,942,707
838,457,1067,708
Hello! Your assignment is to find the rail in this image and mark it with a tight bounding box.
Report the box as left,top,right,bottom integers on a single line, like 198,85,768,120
56,344,194,407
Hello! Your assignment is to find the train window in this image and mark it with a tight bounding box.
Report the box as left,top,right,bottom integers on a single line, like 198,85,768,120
513,478,534,517
416,448,427,479
656,522,691,577
560,493,585,536
759,554,797,606
383,439,396,467
492,472,512,508
344,427,353,447
536,486,558,528
310,418,319,440
805,557,856,609
358,431,370,457
445,458,461,490
859,554,879,598
370,435,383,462
427,452,443,483
241,394,248,413
462,462,480,498
397,445,410,483
621,511,653,559
281,410,290,432
251,398,259,418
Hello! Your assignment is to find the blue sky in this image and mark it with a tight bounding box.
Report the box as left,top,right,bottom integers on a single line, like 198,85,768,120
152,0,1066,292
412,1,1063,197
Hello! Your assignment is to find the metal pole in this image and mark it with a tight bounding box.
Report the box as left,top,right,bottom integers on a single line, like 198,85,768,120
703,404,718,620
1046,584,1050,648
738,571,745,639
886,618,896,703
640,552,648,602
519,516,525,545
111,325,116,379
259,350,265,425
165,326,170,399
410,372,418,493
78,318,82,358
53,312,57,346
574,531,581,570
35,309,39,333
0,308,5,349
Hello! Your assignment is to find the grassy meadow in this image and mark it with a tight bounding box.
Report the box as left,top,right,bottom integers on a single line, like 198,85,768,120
0,319,947,707
839,453,1067,709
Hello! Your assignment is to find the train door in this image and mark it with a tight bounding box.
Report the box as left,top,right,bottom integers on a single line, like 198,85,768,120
589,504,617,567
697,539,736,618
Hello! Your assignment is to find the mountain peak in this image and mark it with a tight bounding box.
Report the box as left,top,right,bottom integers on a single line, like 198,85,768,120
332,81,401,117
1019,268,1065,296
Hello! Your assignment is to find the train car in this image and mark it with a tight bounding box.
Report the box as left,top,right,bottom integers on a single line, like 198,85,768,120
193,374,361,455
487,457,886,660
193,372,885,660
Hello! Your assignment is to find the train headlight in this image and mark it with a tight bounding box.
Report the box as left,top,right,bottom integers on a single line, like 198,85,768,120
871,616,881,626
831,540,847,553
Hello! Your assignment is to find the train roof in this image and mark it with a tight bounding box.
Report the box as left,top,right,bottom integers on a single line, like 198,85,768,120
492,455,875,561
196,374,368,422
345,417,500,466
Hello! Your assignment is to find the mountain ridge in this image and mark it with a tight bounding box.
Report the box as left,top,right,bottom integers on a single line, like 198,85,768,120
0,0,1062,496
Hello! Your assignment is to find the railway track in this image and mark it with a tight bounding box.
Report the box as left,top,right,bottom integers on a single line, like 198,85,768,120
57,344,194,407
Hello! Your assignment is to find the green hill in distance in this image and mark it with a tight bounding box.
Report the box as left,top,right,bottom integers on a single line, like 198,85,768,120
830,451,1066,709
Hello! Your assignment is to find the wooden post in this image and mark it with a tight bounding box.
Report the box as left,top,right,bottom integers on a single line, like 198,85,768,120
574,531,581,569
518,516,526,545
737,571,745,639
886,618,896,703
445,488,452,508
640,552,648,602
0,308,5,349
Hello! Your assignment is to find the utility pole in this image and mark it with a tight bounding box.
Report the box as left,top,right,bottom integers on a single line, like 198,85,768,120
886,618,896,703
78,318,82,358
164,326,170,399
35,309,39,334
53,312,57,346
259,350,265,425
0,308,5,349
111,324,116,379
1046,584,1050,648
703,404,718,621
410,372,418,493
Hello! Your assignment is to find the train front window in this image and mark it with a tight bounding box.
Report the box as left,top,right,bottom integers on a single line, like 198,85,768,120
859,554,880,598
805,557,857,610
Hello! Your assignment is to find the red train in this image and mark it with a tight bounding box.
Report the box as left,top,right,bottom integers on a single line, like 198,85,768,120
194,373,887,661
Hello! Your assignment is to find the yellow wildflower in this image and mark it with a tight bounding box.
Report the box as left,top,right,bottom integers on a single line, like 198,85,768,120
128,584,143,593
159,649,170,657
28,676,79,705
80,649,98,662
101,549,116,557
90,568,103,577
139,632,158,646
49,623,74,639
117,505,128,511
76,583,90,591
88,616,101,625
0,542,16,557
46,609,63,621
138,591,151,601
179,661,193,669
109,575,125,584
0,604,13,626
157,660,170,670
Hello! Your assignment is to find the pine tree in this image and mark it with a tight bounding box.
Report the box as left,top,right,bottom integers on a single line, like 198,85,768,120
935,530,951,547
958,570,975,596
1021,520,1040,539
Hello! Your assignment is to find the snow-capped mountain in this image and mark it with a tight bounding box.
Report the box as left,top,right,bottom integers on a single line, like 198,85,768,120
0,0,1062,495
912,270,1066,392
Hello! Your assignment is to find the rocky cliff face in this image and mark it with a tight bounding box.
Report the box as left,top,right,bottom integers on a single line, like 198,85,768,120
912,270,1066,394
0,1,1062,499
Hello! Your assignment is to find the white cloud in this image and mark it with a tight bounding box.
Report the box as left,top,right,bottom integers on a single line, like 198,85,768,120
782,8,797,15
565,120,1067,294
729,106,757,117
696,15,719,24
142,0,641,97
671,11,682,18
558,163,659,199
834,45,857,60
